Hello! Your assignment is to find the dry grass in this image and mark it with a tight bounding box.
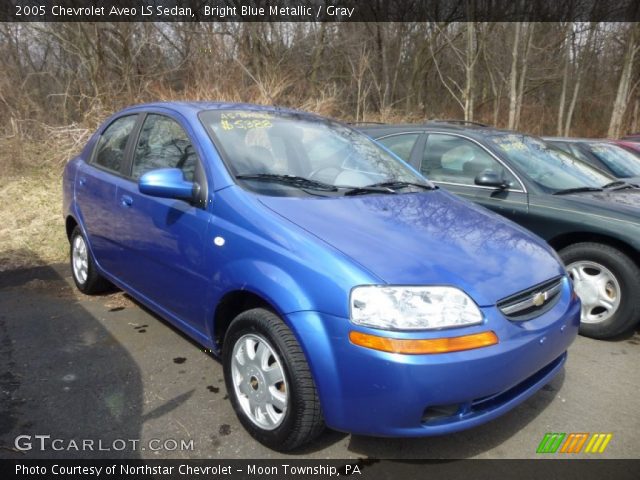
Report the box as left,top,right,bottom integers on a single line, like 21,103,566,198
0,123,91,271
0,168,68,271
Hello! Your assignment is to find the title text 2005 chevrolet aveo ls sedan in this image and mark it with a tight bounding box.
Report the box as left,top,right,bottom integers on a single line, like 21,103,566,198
62,102,580,450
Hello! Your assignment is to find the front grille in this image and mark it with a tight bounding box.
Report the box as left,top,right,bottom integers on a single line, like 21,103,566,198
497,276,563,321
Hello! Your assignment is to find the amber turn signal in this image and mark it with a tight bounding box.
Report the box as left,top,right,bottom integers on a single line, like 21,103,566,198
349,330,499,354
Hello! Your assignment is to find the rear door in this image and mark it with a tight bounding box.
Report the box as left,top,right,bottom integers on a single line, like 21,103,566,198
115,112,212,331
418,132,530,224
76,114,139,275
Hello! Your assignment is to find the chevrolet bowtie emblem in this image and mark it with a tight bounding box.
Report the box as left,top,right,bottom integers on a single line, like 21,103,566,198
532,291,548,307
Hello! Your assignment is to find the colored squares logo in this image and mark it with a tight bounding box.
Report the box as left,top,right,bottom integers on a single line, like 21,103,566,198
537,433,612,454
537,433,565,453
584,433,613,453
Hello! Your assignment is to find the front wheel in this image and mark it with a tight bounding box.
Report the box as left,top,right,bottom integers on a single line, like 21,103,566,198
560,242,640,339
222,308,324,451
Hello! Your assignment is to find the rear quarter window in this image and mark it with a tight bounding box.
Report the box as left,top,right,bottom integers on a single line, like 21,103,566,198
93,115,137,173
378,133,420,161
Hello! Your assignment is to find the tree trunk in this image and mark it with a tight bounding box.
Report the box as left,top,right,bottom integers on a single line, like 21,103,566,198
632,96,640,133
564,75,582,136
563,24,596,136
609,27,639,138
464,23,476,121
508,23,521,129
514,23,534,130
557,26,570,136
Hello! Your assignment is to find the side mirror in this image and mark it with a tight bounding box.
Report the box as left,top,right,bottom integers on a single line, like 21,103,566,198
474,170,508,189
139,168,198,201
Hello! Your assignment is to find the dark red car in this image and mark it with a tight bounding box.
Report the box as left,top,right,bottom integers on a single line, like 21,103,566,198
614,139,640,156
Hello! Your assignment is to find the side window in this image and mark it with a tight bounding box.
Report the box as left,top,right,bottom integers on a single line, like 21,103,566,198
378,133,420,162
93,115,137,173
421,134,519,188
132,114,198,181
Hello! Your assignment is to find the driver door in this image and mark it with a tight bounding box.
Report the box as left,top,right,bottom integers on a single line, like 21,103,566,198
418,133,529,224
115,113,212,330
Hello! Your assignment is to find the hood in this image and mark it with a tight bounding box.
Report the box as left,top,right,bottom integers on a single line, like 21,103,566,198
259,190,564,306
559,188,640,217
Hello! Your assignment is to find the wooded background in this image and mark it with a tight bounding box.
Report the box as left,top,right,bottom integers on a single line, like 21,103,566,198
1,21,640,269
2,22,640,145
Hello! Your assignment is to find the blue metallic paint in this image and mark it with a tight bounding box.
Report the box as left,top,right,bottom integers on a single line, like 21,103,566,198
62,102,580,437
259,188,564,306
139,167,197,200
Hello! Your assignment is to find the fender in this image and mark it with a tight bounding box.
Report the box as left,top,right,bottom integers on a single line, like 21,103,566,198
203,258,317,342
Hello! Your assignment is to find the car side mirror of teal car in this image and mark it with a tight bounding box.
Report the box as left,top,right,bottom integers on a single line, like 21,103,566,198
475,170,508,190
139,168,199,201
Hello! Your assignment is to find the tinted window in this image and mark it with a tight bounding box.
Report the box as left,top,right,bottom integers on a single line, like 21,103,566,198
378,134,420,161
132,114,198,181
490,134,611,192
93,115,137,173
584,142,640,177
422,134,519,188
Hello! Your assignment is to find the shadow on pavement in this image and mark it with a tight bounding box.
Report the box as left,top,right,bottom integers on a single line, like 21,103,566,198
0,255,144,459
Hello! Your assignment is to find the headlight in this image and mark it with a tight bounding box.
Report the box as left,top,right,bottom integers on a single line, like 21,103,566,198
350,286,483,330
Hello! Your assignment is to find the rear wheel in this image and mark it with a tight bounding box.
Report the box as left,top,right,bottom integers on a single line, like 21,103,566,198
560,242,640,339
70,226,110,294
222,308,324,451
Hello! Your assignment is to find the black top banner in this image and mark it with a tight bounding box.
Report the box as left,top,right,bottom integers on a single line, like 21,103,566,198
2,0,640,22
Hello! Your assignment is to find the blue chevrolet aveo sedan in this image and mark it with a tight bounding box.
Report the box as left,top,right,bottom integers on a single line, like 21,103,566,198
62,102,580,450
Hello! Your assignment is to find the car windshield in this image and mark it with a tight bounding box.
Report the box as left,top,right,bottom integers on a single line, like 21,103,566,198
199,109,429,196
584,142,640,177
488,134,612,192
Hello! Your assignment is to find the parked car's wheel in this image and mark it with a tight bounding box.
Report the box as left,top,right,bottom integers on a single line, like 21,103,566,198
70,226,110,294
560,242,640,339
222,308,324,451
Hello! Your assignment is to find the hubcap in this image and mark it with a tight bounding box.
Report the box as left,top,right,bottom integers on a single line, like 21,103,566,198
567,260,621,324
231,334,288,430
72,235,89,285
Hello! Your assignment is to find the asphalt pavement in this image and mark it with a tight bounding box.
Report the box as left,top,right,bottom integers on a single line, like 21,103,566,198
0,263,638,459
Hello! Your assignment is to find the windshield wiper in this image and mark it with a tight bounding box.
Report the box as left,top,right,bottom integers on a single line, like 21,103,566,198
552,187,603,195
602,180,637,190
366,180,436,191
236,174,338,192
342,180,435,196
342,185,398,196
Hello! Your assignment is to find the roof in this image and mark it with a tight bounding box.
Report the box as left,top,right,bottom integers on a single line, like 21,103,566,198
118,101,318,118
357,121,516,137
543,136,609,143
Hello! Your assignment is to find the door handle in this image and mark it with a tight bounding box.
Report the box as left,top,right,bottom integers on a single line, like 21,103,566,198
121,195,133,207
78,177,87,186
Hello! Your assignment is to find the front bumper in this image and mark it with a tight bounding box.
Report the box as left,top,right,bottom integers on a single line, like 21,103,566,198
285,278,580,437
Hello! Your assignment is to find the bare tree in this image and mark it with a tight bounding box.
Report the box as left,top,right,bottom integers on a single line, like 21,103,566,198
508,23,534,130
609,24,640,138
431,22,481,121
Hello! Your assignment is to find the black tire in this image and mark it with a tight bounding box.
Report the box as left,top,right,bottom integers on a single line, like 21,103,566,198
69,226,110,295
222,308,324,451
559,242,640,339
